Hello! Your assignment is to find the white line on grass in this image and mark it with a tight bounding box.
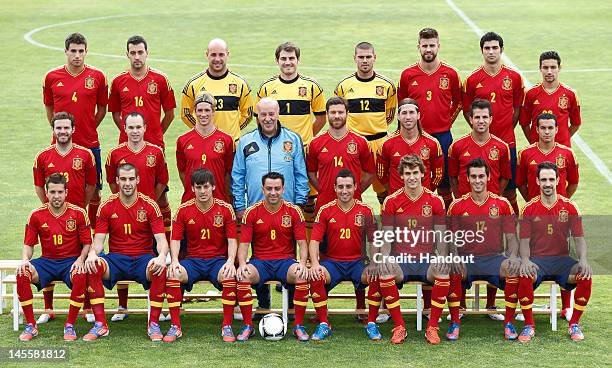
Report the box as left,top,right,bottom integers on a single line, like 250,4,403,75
446,0,612,185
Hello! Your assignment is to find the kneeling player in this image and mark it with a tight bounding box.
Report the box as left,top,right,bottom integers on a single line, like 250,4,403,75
84,163,169,341
165,169,239,342
517,162,592,342
374,155,449,344
17,174,91,341
236,172,310,341
308,170,400,342
447,158,521,341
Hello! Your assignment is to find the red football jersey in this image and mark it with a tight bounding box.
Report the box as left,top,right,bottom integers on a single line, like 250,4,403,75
519,83,580,147
105,142,169,200
43,65,108,148
311,200,376,262
519,196,583,257
108,67,176,148
448,133,512,195
382,188,445,256
306,131,375,211
95,193,164,256
24,203,91,259
516,143,579,200
448,193,516,256
377,131,444,193
33,144,97,208
397,62,462,134
240,201,306,260
176,128,234,203
172,199,237,259
463,65,524,147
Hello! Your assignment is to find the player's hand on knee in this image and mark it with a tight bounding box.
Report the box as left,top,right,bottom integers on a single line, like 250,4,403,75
577,261,593,280
364,263,379,282
450,262,464,275
167,260,181,279
85,253,101,274
16,261,32,276
149,256,166,276
309,264,324,281
294,262,308,280
506,256,521,276
71,258,86,274
435,261,451,276
221,261,236,279
237,264,251,281
519,260,538,278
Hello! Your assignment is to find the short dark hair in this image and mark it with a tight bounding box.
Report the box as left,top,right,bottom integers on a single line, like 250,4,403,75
354,41,374,54
50,111,75,128
470,98,492,116
480,32,503,49
191,168,215,186
124,111,146,126
275,42,300,60
262,171,285,186
467,158,489,177
326,96,349,112
45,172,67,190
127,35,147,51
65,33,87,50
116,163,138,177
536,112,558,127
418,28,438,41
335,169,356,185
539,50,561,67
537,161,559,179
398,154,425,176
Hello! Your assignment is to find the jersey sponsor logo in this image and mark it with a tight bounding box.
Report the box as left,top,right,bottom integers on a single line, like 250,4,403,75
396,207,404,213
72,157,83,170
354,213,365,226
393,152,401,157
463,151,471,157
213,214,224,227
411,81,418,86
476,83,483,89
214,140,225,153
137,209,147,222
41,222,49,228
347,88,354,93
329,218,336,223
533,216,541,222
228,83,238,94
66,219,76,231
530,160,537,165
85,77,95,89
298,86,307,97
502,77,512,91
422,205,432,217
556,155,566,169
281,215,292,227
56,82,64,87
188,219,195,225
122,86,129,92
146,154,156,167
147,81,158,94
376,85,385,96
558,209,569,222
347,141,357,154
186,144,194,150
256,219,264,224
489,147,499,161
489,206,499,218
533,99,540,105
321,147,328,153
420,147,430,160
283,141,293,153
558,96,569,109
48,162,55,168
111,213,119,219
119,159,127,164
271,89,277,95
439,77,450,90
244,142,259,158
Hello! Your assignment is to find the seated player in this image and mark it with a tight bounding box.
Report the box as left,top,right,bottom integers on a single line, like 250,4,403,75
517,162,592,342
236,172,310,341
83,163,168,341
374,154,449,344
447,158,521,341
308,170,405,342
16,173,91,341
165,168,239,342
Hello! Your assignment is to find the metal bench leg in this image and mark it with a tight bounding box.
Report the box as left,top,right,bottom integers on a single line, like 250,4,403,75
550,283,557,331
0,270,5,314
13,283,19,331
416,283,423,331
282,285,288,334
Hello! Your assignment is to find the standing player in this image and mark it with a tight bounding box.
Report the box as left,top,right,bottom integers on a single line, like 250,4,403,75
235,172,311,341
334,41,397,205
33,112,97,325
181,38,253,141
177,92,234,203
447,158,521,341
397,28,462,208
377,98,444,195
43,32,108,227
517,162,592,342
165,169,239,342
83,163,168,341
16,174,91,341
462,32,524,215
108,35,176,148
519,51,581,147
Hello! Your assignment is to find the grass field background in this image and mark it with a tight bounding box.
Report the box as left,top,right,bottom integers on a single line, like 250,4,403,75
0,0,611,367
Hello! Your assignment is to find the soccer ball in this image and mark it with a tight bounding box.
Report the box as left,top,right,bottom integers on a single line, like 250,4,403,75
258,313,286,341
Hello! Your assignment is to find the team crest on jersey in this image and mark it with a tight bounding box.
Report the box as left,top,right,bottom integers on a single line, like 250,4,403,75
214,140,225,153
376,86,385,96
556,155,566,169
298,86,307,97
558,209,569,223
66,219,76,232
281,215,292,227
147,81,158,94
489,147,499,161
137,210,147,222
439,77,450,90
489,206,499,218
420,147,430,160
72,157,83,170
84,77,95,89
146,154,156,167
283,141,293,153
502,77,512,90
347,141,357,154
228,83,238,94
213,214,224,227
354,214,365,226
558,96,569,109
422,205,432,217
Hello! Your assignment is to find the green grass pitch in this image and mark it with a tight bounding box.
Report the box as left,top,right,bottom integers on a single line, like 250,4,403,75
0,0,611,367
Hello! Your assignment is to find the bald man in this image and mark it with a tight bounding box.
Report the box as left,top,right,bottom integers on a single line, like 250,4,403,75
181,38,254,141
